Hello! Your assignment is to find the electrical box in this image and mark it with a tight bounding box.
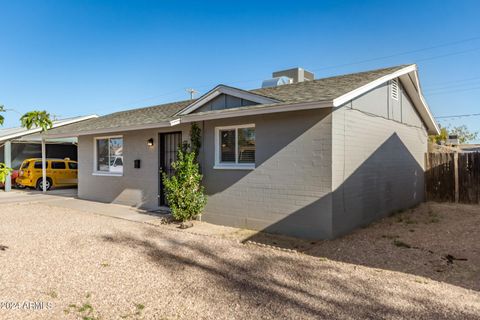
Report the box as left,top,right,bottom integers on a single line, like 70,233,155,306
134,159,141,169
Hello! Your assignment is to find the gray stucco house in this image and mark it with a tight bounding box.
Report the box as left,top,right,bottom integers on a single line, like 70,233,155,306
45,64,439,239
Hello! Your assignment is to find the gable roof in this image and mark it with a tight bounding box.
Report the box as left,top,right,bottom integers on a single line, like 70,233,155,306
179,64,438,134
44,64,439,137
177,85,280,115
251,65,408,103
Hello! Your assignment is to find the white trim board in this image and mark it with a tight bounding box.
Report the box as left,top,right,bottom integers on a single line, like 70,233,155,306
333,64,439,135
181,101,333,123
333,65,417,107
43,119,181,138
177,85,280,116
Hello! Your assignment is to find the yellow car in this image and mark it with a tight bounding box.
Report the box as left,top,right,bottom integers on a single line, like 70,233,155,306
16,158,78,190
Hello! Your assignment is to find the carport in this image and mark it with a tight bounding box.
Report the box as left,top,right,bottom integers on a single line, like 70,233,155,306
1,115,97,192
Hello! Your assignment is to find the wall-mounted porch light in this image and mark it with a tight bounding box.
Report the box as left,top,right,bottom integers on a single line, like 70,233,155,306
147,138,154,147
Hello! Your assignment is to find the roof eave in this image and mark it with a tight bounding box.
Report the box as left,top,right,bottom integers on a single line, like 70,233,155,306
180,100,333,123
176,85,281,116
332,64,440,135
42,119,180,138
0,115,99,142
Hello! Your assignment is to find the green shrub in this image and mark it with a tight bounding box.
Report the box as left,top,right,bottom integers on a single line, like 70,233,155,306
190,122,202,162
0,163,12,184
162,149,207,222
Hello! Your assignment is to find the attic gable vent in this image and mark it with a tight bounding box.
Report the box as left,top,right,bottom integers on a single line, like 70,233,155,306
391,78,399,100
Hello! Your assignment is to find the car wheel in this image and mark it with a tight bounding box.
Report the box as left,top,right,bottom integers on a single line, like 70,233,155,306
36,178,52,191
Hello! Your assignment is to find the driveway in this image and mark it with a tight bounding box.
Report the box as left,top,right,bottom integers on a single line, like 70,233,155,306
0,200,479,319
0,188,77,204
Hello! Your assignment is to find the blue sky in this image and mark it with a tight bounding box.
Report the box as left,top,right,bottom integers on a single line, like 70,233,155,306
1,0,480,139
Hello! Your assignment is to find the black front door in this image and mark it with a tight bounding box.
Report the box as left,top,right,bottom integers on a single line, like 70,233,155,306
159,131,182,206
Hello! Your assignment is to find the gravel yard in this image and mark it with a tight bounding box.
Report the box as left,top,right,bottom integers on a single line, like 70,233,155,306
1,202,479,319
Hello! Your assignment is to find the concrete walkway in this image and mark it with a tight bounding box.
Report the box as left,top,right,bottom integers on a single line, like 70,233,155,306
0,188,77,204
47,197,166,223
0,188,247,239
0,189,166,224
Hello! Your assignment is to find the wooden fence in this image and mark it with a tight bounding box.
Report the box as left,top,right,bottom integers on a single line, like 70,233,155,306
425,152,480,204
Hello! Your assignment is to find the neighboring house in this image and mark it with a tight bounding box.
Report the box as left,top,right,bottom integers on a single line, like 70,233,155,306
44,64,439,239
458,144,480,153
0,115,98,190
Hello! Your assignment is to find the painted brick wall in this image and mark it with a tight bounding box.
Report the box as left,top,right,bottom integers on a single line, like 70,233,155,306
77,125,190,210
200,108,334,239
331,78,428,237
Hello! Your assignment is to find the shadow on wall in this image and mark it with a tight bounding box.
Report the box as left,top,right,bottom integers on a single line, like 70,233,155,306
243,132,423,240
201,109,335,238
202,109,330,195
77,183,154,210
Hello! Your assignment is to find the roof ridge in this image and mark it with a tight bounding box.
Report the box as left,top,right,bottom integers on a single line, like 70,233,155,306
250,64,412,93
90,64,411,118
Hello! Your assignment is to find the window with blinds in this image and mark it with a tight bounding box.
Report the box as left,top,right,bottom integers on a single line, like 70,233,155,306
216,124,255,169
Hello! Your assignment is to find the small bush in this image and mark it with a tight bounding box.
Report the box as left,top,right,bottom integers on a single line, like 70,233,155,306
162,150,207,222
0,163,12,183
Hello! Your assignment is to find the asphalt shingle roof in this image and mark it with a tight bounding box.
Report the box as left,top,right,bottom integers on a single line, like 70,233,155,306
45,65,408,136
45,100,192,135
250,65,407,103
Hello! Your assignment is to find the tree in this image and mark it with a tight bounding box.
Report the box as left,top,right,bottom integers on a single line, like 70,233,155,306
449,125,478,144
162,149,207,223
20,111,53,131
0,105,5,126
429,125,449,144
0,107,53,183
429,124,478,144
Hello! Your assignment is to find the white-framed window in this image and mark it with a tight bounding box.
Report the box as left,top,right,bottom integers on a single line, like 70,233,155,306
214,124,255,170
93,136,124,176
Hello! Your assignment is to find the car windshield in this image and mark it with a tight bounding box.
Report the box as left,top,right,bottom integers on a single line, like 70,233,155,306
21,161,31,169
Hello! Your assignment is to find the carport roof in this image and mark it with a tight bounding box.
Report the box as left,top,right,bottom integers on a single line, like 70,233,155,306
0,115,98,144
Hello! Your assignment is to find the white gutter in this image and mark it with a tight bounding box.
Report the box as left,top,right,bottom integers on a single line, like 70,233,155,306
180,100,333,123
43,119,181,138
411,70,441,134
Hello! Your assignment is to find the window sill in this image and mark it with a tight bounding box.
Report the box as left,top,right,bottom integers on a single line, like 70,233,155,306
213,164,255,170
92,172,123,177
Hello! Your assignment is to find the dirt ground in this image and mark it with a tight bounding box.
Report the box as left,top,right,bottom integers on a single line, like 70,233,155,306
243,201,480,292
0,202,479,319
